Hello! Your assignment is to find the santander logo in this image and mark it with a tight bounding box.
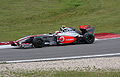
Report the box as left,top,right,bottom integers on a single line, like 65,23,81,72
66,39,74,41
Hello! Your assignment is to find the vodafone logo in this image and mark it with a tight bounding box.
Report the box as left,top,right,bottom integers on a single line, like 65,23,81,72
58,36,65,42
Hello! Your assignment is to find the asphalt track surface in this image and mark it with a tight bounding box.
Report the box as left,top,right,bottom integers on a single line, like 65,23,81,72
0,39,120,61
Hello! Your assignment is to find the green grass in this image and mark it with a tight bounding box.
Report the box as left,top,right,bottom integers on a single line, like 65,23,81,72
1,70,120,77
0,0,120,41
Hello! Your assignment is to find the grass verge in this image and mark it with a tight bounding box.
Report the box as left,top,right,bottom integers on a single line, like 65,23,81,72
0,70,120,77
0,0,120,41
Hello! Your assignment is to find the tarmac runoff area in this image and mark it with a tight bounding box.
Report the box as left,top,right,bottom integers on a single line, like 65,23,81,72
0,57,120,71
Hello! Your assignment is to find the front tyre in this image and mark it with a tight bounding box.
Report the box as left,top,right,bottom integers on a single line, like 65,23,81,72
32,38,44,48
83,33,95,44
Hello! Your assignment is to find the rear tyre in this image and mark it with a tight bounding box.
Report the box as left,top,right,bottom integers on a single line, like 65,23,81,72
83,33,95,44
32,38,44,48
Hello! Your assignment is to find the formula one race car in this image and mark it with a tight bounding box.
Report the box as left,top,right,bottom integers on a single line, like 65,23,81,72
11,25,95,48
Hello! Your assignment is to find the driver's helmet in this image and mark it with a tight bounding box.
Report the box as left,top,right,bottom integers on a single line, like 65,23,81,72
60,25,74,32
60,25,66,31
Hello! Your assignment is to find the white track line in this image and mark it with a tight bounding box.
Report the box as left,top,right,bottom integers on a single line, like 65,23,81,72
1,53,120,63
0,45,16,49
0,45,19,49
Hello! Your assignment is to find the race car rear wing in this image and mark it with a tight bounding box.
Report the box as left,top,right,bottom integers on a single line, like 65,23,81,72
79,25,95,34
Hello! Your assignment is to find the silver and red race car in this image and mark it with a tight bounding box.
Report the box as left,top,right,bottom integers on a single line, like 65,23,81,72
11,25,95,48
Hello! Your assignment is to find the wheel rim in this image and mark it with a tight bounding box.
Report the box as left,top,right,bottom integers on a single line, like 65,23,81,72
84,34,94,44
36,40,42,47
86,35,93,42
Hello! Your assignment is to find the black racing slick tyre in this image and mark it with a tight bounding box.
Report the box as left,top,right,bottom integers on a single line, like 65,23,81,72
83,33,95,44
32,38,44,48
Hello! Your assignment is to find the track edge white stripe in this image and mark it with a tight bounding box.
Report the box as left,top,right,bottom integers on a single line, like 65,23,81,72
1,53,120,63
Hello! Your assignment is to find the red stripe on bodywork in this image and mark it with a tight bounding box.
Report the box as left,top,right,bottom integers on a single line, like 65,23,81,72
16,34,43,42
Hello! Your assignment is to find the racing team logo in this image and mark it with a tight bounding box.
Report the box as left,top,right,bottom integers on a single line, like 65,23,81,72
58,36,65,42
